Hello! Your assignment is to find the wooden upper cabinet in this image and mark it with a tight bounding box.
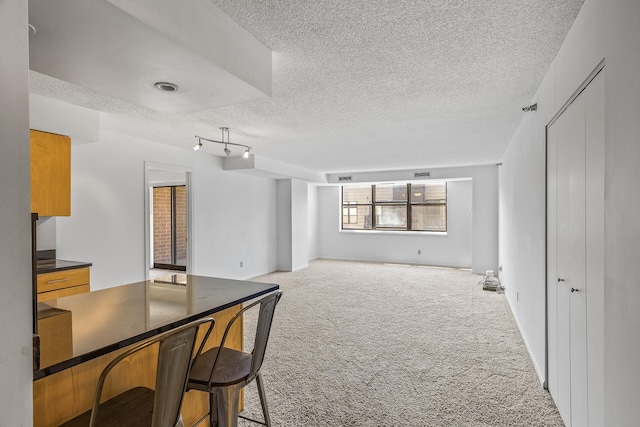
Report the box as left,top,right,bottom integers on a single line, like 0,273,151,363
30,130,71,216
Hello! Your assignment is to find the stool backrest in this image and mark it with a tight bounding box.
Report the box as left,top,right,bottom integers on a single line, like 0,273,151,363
249,291,283,379
152,319,213,427
90,317,214,427
193,290,282,389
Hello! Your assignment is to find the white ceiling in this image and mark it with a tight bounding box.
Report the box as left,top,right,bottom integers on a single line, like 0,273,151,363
28,0,584,174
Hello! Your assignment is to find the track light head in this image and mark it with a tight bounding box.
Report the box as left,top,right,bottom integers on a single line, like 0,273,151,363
224,145,231,156
193,140,203,151
243,148,250,158
522,103,538,112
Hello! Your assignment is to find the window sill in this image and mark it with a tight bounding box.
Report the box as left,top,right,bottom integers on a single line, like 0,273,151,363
339,229,448,237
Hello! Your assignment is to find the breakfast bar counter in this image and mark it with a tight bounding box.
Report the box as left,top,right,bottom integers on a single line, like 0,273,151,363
33,274,279,427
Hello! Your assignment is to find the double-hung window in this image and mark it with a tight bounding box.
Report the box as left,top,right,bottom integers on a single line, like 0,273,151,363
341,182,447,232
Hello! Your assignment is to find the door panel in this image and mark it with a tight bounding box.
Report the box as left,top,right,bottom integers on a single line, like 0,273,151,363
547,69,604,427
546,125,558,401
584,71,605,427
564,94,588,427
554,104,576,425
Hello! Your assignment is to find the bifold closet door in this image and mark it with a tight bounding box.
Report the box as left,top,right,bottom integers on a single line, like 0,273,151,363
547,69,604,427
548,92,587,427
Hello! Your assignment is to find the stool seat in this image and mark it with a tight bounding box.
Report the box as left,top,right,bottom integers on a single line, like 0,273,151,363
59,387,154,427
187,291,282,427
189,347,252,387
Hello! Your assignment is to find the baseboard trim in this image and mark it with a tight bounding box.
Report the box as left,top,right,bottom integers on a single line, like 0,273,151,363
317,256,471,271
504,291,546,386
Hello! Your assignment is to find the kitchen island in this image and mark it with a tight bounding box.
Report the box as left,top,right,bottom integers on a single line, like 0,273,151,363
34,274,279,427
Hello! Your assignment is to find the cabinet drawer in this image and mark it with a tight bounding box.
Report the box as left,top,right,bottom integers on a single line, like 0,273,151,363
37,284,90,302
37,268,90,294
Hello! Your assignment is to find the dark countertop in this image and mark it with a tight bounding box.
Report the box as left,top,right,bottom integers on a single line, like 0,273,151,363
33,274,279,380
36,259,92,274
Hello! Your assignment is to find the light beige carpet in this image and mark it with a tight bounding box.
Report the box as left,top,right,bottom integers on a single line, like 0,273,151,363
237,259,563,426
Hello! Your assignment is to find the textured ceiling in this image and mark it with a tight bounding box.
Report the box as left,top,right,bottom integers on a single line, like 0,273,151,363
29,0,584,174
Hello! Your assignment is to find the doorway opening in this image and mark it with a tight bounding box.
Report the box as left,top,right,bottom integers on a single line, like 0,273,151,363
152,185,187,271
144,163,193,280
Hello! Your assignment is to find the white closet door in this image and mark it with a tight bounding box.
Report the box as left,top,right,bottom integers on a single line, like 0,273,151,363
564,93,588,427
554,95,586,426
585,71,605,427
547,68,604,427
546,123,559,406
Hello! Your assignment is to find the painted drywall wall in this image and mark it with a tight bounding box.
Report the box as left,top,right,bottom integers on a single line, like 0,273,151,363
325,165,497,273
0,1,33,425
499,0,640,424
318,180,473,268
276,180,292,271
30,94,100,143
291,179,308,270
276,179,309,271
56,130,277,289
36,217,57,250
308,184,319,261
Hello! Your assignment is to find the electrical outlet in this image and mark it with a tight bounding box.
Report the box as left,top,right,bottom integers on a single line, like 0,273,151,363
417,249,421,255
240,261,244,268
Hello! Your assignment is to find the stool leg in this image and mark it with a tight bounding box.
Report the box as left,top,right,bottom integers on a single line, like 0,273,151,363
256,373,272,427
215,384,241,427
209,391,218,427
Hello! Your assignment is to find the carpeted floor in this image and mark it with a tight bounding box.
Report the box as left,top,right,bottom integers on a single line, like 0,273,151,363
237,259,564,426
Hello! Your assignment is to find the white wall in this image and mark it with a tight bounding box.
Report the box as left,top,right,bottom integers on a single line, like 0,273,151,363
318,180,473,268
307,184,319,261
56,131,278,289
30,93,100,143
325,165,498,273
276,180,292,271
0,1,33,425
291,179,308,270
499,0,640,424
276,179,309,271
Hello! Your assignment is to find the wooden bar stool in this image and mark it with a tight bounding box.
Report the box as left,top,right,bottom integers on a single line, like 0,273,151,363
58,317,214,427
187,291,283,427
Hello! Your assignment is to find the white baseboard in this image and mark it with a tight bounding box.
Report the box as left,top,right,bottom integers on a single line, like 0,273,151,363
504,290,546,386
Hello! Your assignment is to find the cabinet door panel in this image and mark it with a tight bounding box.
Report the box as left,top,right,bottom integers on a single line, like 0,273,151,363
31,130,71,216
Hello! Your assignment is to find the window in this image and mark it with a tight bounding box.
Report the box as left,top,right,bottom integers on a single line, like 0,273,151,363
342,186,372,230
342,201,358,225
341,182,447,232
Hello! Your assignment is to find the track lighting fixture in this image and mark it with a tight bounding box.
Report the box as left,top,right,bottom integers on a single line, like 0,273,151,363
522,103,537,112
193,127,252,158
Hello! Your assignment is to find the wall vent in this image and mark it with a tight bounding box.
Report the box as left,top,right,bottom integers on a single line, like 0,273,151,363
338,176,352,181
414,172,431,178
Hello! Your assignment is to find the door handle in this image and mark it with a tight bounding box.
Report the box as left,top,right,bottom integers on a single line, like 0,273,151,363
557,278,565,283
571,287,579,293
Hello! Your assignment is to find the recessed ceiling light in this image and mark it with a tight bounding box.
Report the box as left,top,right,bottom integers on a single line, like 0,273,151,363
154,82,179,92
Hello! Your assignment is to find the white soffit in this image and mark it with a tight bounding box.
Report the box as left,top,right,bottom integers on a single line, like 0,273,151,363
28,0,272,114
223,155,327,183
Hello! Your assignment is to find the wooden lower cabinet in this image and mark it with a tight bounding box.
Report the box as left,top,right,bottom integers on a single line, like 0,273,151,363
33,304,243,427
37,268,90,302
37,307,73,368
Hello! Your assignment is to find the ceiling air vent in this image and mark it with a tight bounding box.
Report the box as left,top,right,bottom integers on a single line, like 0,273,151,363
338,176,353,181
414,172,431,178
